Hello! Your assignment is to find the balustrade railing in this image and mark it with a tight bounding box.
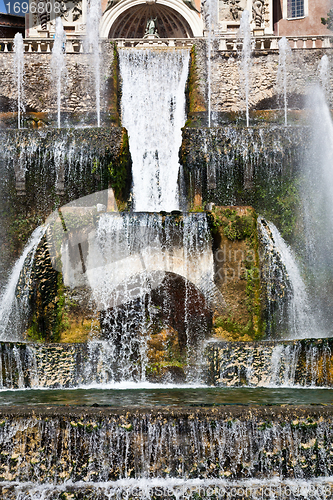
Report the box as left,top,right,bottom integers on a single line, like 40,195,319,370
0,34,332,54
0,37,84,53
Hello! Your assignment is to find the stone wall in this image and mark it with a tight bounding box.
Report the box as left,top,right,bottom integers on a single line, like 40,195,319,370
1,339,332,389
1,41,333,123
0,41,118,126
205,338,333,386
0,405,331,488
191,42,333,119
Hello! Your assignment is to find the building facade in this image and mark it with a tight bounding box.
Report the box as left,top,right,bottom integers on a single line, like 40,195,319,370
0,0,328,39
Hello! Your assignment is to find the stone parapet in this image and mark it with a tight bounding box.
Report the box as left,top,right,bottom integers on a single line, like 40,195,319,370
205,338,333,387
0,338,332,389
0,405,331,485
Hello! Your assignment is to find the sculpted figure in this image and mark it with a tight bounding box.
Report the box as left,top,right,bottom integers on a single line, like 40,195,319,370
229,0,242,21
252,0,264,27
146,18,157,35
144,17,160,37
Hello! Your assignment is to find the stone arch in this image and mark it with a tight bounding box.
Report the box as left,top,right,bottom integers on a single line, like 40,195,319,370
100,0,203,38
100,271,213,352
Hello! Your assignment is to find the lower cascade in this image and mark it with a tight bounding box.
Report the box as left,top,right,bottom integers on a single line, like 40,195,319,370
0,37,333,500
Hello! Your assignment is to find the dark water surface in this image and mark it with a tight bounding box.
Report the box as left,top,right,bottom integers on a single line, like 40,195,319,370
0,386,332,406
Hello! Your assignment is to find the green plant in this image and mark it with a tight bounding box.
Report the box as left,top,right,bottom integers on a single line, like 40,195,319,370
321,10,333,30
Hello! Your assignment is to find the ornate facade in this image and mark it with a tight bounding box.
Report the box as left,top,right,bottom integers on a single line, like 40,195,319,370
24,0,330,38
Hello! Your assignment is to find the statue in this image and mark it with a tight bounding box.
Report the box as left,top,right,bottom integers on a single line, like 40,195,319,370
221,0,243,22
252,0,265,27
229,0,242,21
144,18,159,37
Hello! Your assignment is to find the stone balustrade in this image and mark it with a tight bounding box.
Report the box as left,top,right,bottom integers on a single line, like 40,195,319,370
0,34,332,54
217,34,333,51
114,37,195,48
0,37,84,53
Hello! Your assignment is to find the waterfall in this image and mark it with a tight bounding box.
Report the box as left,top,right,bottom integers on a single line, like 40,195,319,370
258,219,316,339
118,48,189,212
2,478,333,499
85,0,101,127
207,339,333,387
238,10,252,127
0,408,331,487
51,17,66,129
78,212,216,382
13,33,24,130
0,226,46,341
277,37,291,126
201,0,217,128
302,85,333,334
318,54,330,97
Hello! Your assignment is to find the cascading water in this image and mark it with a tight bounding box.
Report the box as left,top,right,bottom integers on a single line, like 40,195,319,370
85,0,101,127
238,10,252,127
51,17,66,129
318,54,330,97
0,407,332,499
258,218,316,339
0,226,46,341
2,31,333,500
277,36,291,126
13,33,24,130
208,338,333,388
118,48,189,211
302,85,333,334
57,211,218,383
201,0,217,127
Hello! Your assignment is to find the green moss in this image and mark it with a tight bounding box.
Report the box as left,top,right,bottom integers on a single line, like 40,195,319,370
8,213,43,258
109,43,121,126
185,45,206,127
211,207,264,340
26,269,69,343
256,177,301,243
209,208,254,241
108,128,132,203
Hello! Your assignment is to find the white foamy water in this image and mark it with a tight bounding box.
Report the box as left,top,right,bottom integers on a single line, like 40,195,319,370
85,0,101,127
13,33,24,130
238,10,252,127
0,226,46,341
119,48,189,212
1,476,332,499
51,17,66,129
277,36,292,126
259,219,316,339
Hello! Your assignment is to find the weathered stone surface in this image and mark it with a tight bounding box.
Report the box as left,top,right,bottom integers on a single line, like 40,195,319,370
0,405,331,483
0,42,117,124
192,43,333,116
209,206,263,341
1,338,333,389
205,338,333,387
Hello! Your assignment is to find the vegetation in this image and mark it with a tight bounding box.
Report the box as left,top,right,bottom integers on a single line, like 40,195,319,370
321,10,333,30
209,206,264,341
185,45,206,126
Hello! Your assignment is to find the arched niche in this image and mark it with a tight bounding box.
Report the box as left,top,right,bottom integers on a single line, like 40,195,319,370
100,0,203,38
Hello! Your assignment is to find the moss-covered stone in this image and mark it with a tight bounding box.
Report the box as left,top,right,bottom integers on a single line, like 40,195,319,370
208,206,264,341
185,46,207,127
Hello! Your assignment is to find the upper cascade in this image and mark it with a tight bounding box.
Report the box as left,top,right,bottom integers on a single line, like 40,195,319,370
119,47,190,212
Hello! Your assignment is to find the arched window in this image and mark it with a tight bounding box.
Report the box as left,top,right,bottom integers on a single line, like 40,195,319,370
287,0,304,19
